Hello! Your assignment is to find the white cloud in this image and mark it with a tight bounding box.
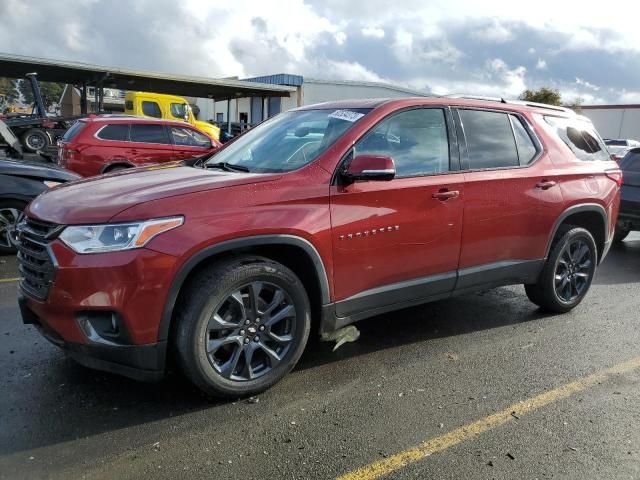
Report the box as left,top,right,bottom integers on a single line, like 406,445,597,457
575,77,600,91
334,31,347,45
361,26,385,38
471,18,513,43
536,58,547,70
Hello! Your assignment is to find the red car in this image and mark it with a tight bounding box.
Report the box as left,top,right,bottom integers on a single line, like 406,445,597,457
57,116,221,177
18,97,621,397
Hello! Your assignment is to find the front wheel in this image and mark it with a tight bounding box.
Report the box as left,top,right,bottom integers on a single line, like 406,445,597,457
525,227,597,313
0,200,26,255
175,256,311,398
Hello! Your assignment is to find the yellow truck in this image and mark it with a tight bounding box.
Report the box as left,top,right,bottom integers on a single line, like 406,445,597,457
124,91,220,141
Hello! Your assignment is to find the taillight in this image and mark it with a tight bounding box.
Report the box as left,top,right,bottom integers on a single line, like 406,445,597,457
605,169,623,187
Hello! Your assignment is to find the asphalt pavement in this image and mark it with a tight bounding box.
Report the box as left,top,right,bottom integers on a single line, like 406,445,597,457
1,235,639,479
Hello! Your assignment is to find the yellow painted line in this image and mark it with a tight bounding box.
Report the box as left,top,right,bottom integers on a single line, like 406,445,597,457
0,277,20,284
338,356,640,480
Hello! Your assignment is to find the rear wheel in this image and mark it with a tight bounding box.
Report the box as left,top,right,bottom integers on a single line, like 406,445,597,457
175,256,311,398
0,200,26,255
525,227,597,313
21,128,49,153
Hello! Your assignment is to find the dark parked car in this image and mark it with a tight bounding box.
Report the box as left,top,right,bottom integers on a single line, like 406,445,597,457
18,98,620,397
614,147,640,242
0,159,80,254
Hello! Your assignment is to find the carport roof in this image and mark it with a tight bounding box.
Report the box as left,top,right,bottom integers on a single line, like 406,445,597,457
0,53,296,99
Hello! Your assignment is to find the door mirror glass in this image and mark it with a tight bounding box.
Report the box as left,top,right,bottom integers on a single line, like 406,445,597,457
343,155,395,182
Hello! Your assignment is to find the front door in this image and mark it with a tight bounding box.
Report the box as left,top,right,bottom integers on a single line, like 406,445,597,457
126,123,174,165
330,107,464,317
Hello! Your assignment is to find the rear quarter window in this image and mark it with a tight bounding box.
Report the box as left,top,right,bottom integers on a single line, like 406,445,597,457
544,116,609,161
62,121,87,142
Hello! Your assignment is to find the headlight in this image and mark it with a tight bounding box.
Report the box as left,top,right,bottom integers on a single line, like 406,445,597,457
44,180,62,188
59,217,183,253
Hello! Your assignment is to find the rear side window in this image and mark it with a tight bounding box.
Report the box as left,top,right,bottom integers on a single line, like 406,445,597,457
510,115,538,164
129,124,171,144
62,121,86,141
354,108,450,177
97,124,129,141
142,101,162,118
544,116,609,161
459,110,519,169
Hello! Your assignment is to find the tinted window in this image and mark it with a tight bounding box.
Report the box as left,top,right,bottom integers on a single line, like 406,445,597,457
510,115,538,164
97,123,129,141
170,103,187,119
62,121,86,141
621,150,640,172
544,116,609,161
459,110,518,169
129,124,170,144
354,108,449,177
171,126,211,147
142,101,162,118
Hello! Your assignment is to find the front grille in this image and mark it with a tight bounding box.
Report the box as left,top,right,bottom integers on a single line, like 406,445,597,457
16,217,62,301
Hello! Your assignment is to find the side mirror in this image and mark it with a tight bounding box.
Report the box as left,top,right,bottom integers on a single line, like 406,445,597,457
343,155,395,182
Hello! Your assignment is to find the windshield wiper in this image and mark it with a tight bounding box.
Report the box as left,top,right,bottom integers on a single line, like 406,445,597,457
204,162,251,173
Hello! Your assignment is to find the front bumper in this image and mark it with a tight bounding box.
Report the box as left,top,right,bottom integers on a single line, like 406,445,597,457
19,294,166,381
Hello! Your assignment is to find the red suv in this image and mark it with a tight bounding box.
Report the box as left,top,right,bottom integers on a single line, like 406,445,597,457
58,116,221,177
18,98,621,397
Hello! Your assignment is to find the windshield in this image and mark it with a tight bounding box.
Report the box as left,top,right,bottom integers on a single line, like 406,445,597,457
205,108,371,173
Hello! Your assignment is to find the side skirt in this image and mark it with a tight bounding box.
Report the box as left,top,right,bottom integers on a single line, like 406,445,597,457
320,259,544,334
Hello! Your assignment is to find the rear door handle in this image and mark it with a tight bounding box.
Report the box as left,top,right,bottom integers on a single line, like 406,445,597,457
536,180,557,190
432,189,459,201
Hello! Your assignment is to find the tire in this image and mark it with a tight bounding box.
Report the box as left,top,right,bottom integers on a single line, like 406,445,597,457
525,227,597,313
175,256,311,398
613,226,630,243
103,165,130,173
0,199,26,255
21,129,49,153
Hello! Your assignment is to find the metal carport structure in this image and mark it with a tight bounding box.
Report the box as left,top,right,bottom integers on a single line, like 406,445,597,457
0,52,295,131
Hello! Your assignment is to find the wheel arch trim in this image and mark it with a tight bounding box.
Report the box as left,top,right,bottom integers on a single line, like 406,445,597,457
157,234,330,342
545,203,608,261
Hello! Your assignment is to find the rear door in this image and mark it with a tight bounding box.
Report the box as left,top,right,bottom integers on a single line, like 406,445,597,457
169,125,214,160
126,123,174,165
330,107,464,316
454,108,558,288
620,149,640,219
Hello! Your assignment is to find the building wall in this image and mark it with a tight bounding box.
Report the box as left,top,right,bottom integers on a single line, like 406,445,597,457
301,79,427,105
582,106,640,141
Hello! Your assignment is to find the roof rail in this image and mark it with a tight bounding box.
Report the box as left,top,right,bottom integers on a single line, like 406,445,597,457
504,100,574,114
445,94,506,103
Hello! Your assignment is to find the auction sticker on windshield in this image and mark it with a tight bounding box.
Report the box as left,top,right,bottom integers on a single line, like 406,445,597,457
328,110,366,122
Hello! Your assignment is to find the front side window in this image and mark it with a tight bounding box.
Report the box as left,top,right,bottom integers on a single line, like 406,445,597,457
129,124,170,144
141,101,162,118
170,103,187,119
354,108,450,177
171,126,211,148
205,108,371,173
459,109,519,169
97,123,129,141
544,116,609,161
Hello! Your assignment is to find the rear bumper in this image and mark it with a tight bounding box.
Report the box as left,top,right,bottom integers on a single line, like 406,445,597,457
19,294,166,382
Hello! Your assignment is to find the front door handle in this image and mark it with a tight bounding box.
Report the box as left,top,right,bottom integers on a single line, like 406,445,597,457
432,189,459,201
536,180,557,190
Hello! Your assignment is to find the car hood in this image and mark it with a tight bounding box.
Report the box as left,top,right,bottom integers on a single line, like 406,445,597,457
0,158,80,182
28,164,280,225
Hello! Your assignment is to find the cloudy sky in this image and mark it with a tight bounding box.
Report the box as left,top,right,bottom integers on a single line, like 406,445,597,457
1,0,639,104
